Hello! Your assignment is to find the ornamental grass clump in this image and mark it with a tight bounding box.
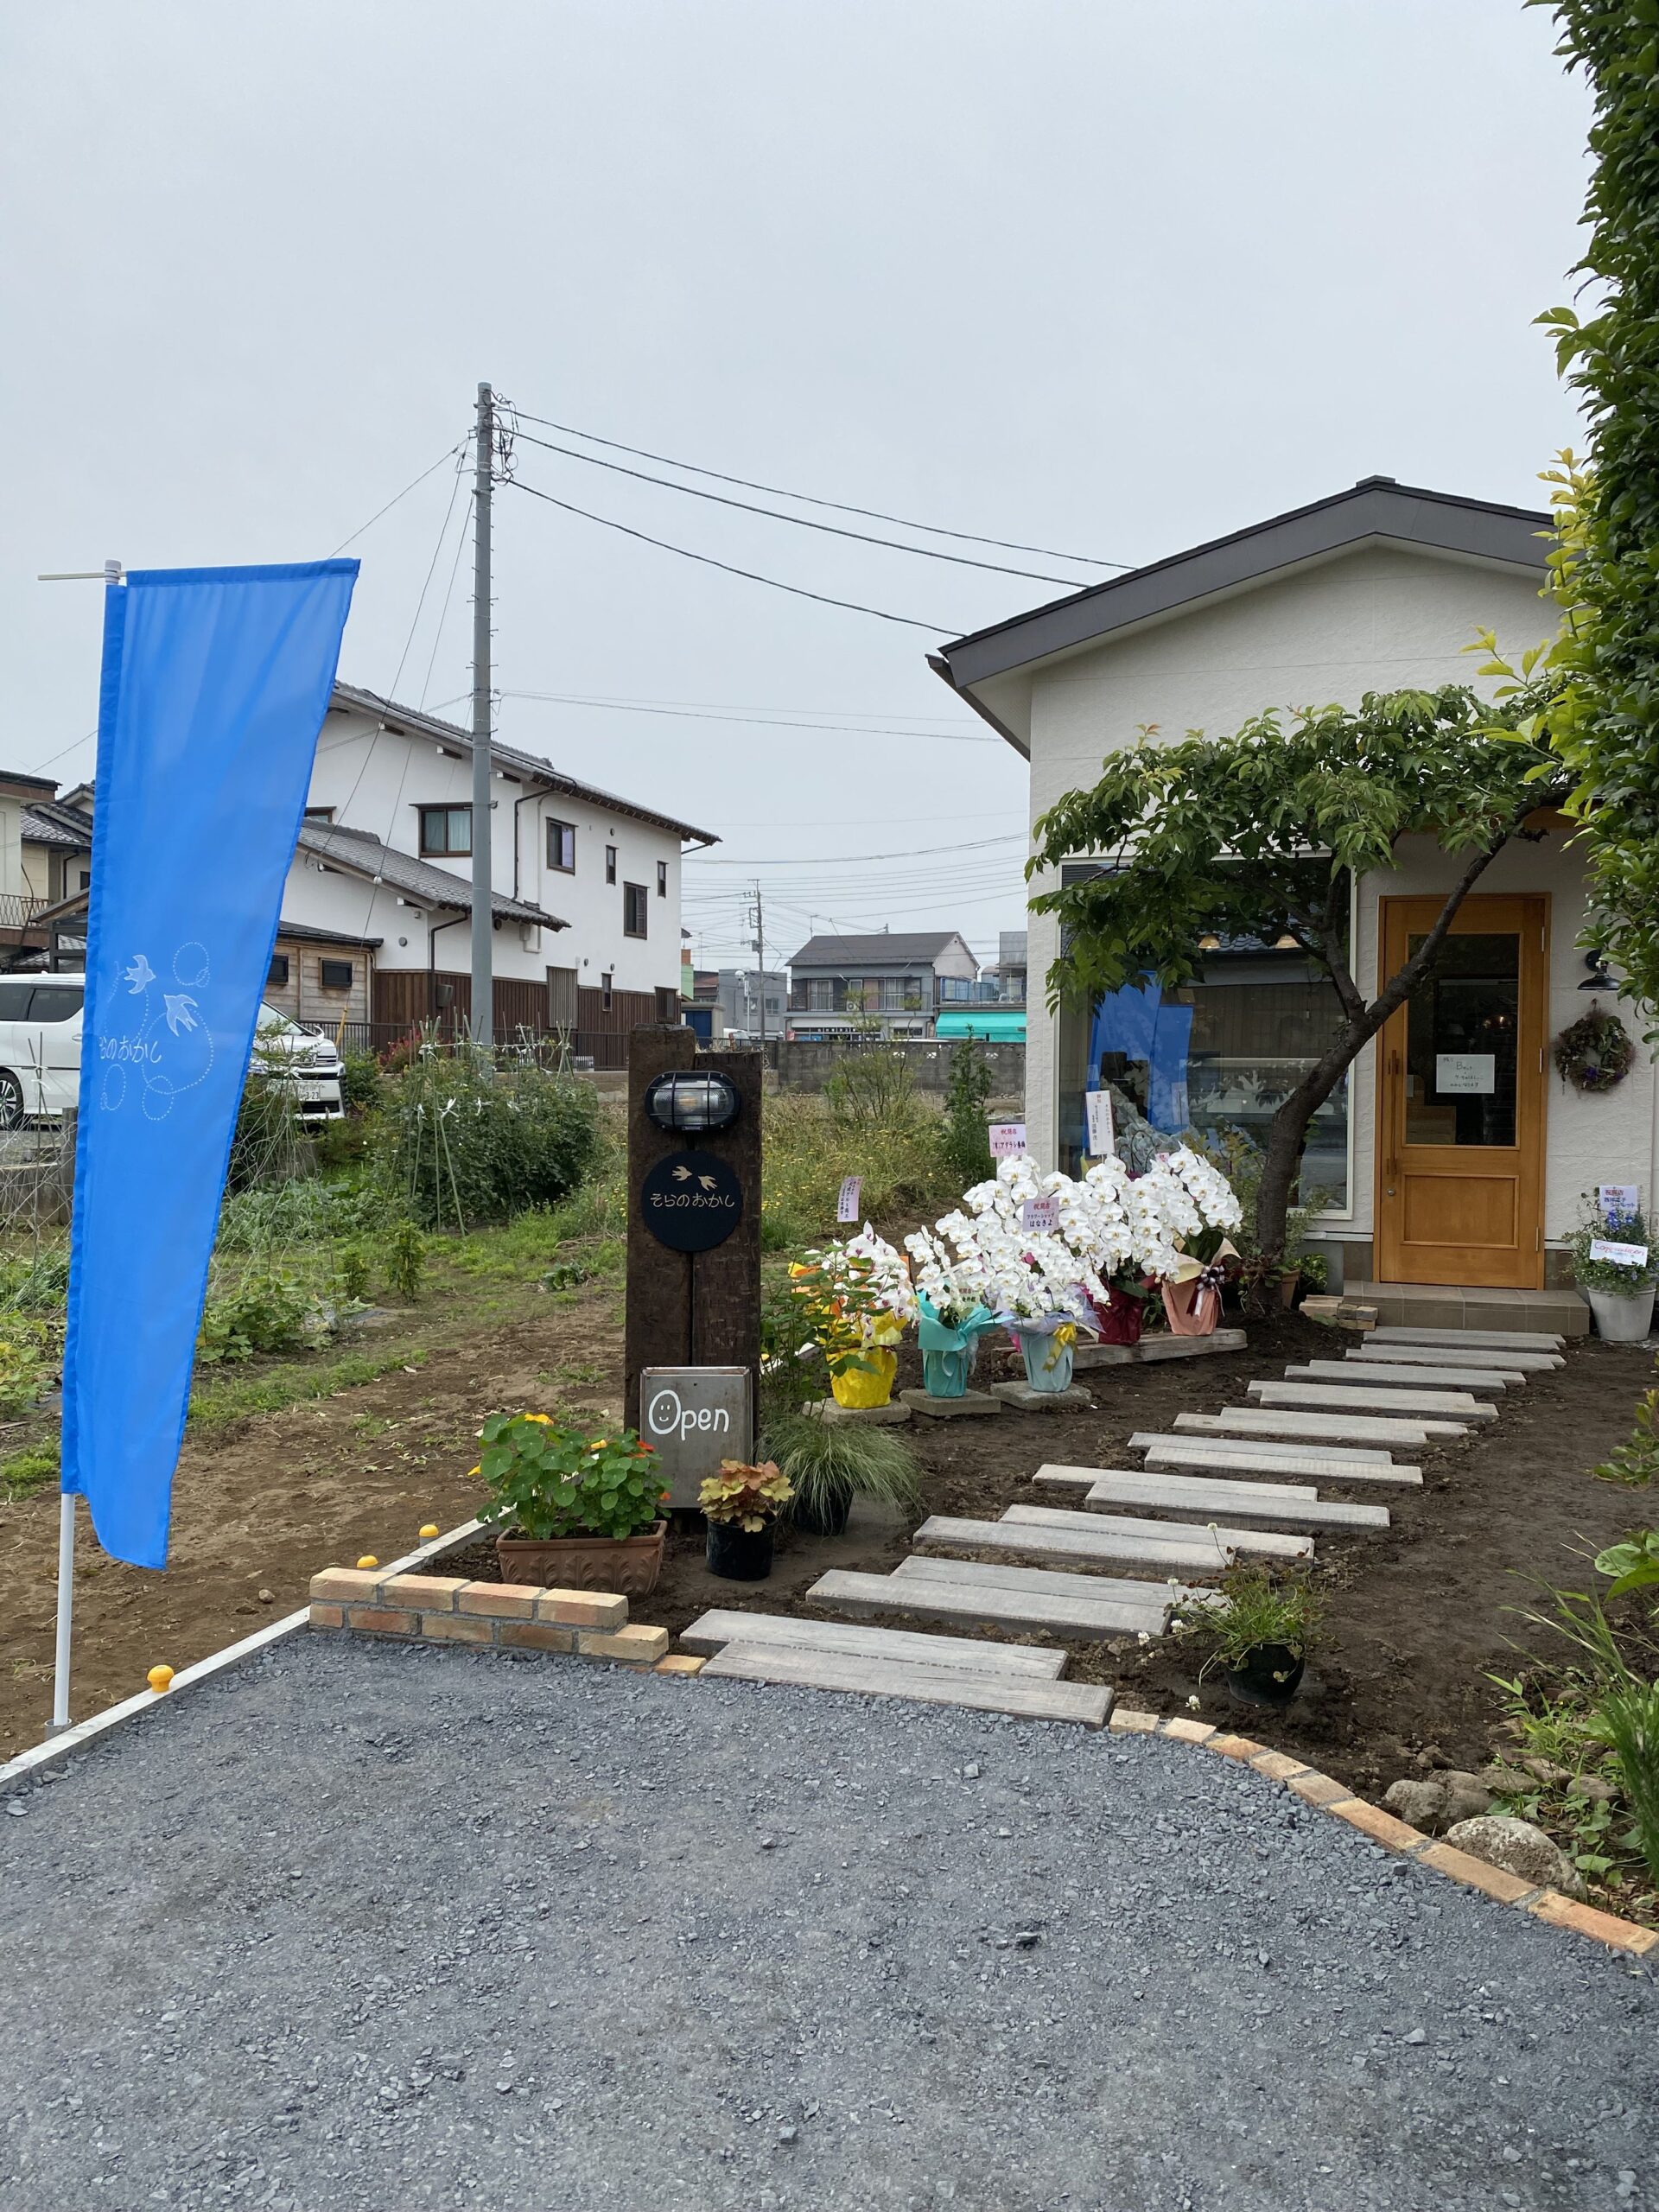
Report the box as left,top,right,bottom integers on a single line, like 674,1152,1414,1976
1176,1562,1323,1681
765,1410,920,1527
698,1459,793,1529
475,1412,666,1541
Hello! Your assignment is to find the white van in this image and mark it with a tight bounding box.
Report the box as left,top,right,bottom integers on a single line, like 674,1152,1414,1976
0,976,343,1126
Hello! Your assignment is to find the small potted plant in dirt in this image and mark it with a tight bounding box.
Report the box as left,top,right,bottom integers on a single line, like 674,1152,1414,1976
765,1408,921,1538
1568,1197,1659,1343
476,1412,669,1597
700,1459,793,1580
1177,1561,1323,1707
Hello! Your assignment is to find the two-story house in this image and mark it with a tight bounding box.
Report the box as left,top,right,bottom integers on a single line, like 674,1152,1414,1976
279,683,718,1061
785,931,980,1041
931,476,1658,1332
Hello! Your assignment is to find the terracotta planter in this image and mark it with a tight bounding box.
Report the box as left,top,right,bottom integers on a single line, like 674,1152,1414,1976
495,1521,666,1599
1161,1277,1221,1337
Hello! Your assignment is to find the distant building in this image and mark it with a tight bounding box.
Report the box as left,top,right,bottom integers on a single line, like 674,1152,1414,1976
785,930,979,1040
992,928,1027,1003
706,966,786,1035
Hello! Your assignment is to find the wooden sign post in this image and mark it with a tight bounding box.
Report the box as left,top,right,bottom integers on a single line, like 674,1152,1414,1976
624,1027,762,1470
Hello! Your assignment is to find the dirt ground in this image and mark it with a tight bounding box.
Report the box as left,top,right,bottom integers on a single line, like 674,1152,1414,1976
0,1286,630,1751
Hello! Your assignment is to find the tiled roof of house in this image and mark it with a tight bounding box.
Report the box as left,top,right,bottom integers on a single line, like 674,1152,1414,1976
788,931,971,968
295,821,566,928
21,798,93,851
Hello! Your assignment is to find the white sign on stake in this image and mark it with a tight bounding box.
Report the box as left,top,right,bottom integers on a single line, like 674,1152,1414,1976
836,1174,862,1224
1084,1089,1116,1160
1021,1193,1060,1234
1589,1238,1650,1269
1436,1053,1497,1096
1599,1183,1641,1221
988,1121,1027,1160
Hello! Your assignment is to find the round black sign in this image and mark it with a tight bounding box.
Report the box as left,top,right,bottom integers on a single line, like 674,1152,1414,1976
639,1148,744,1253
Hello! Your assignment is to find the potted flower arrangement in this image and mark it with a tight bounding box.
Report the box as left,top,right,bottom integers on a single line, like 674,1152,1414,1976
789,1225,915,1408
940,1156,1106,1392
1144,1147,1243,1335
476,1413,669,1596
902,1225,997,1397
1569,1197,1659,1343
1177,1561,1322,1707
699,1459,793,1580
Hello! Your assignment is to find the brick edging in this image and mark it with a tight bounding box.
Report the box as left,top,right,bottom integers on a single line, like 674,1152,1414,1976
308,1566,669,1669
1111,1708,1659,1961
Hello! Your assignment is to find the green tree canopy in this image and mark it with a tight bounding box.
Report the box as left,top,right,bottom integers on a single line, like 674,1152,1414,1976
1028,684,1566,1262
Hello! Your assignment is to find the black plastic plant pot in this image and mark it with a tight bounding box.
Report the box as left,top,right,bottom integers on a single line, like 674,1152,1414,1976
1225,1643,1306,1707
791,1486,853,1539
706,1519,776,1581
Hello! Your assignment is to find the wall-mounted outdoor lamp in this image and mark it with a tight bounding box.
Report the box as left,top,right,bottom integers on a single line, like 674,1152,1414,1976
644,1070,741,1135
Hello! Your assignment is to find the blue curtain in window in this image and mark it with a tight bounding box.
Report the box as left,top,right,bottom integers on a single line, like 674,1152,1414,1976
1088,981,1194,1132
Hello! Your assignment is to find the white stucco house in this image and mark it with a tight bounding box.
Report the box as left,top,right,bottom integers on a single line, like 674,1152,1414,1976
280,683,717,1060
932,477,1656,1332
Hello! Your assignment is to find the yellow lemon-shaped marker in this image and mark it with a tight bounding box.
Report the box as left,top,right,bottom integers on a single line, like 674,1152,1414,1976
147,1665,174,1694
418,1523,440,1541
356,1555,379,1571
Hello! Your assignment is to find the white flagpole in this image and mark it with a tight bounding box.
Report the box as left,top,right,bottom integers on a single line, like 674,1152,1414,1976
38,556,121,1736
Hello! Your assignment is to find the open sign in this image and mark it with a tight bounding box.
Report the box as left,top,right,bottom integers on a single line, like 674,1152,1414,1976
639,1366,753,1508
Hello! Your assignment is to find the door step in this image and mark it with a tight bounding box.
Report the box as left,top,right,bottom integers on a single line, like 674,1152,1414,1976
810,1565,1167,1639
1130,1436,1422,1485
1055,1471,1389,1535
1248,1381,1495,1422
700,1643,1113,1727
1369,1324,1566,1352
1002,1502,1314,1559
678,1608,1069,1679
1288,1358,1522,1390
1347,1341,1562,1373
1177,1408,1450,1443
913,1510,1234,1577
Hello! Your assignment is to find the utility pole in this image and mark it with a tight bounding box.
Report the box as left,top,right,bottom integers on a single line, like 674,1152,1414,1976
751,882,767,1049
470,380,494,1046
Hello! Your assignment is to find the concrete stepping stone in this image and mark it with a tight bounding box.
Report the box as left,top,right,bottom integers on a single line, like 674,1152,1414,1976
679,1608,1069,1679
899,1388,1002,1420
1071,1471,1389,1535
1178,1408,1450,1443
1075,1327,1247,1368
1346,1341,1562,1374
701,1642,1114,1727
989,1381,1094,1411
1034,1458,1315,1501
1132,1436,1423,1486
914,1510,1232,1576
892,1554,1179,1613
1129,1428,1396,1467
811,1565,1167,1638
809,1397,913,1425
1249,1380,1497,1422
1370,1324,1565,1352
1001,1502,1314,1560
1289,1358,1522,1390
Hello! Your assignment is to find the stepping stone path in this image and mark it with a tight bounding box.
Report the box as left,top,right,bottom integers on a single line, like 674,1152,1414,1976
675,1319,1564,1727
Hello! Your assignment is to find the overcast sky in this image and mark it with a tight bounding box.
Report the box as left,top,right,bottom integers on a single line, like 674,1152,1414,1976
1,2,1590,968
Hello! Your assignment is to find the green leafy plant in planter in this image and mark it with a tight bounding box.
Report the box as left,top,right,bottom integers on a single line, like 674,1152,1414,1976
765,1410,919,1538
699,1459,793,1582
1177,1562,1323,1707
476,1412,669,1596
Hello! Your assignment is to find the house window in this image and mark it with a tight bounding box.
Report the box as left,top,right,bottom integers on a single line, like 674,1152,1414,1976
547,819,575,873
319,958,353,991
419,804,471,857
807,977,833,1012
605,845,618,886
623,883,648,938
655,987,678,1022
267,954,290,988
879,977,907,1012
657,861,668,897
601,971,613,1012
303,805,334,823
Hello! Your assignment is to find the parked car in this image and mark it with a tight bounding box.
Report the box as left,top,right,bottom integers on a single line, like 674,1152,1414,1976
0,976,343,1126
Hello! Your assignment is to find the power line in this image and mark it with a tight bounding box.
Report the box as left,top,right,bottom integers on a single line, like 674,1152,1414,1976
505,476,958,632
688,832,1024,868
507,426,1091,587
328,442,466,557
387,451,468,701
498,690,999,745
419,478,475,708
435,687,976,725
508,408,1131,570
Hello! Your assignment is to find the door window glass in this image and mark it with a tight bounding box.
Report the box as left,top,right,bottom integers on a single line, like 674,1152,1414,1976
1404,932,1519,1147
28,987,83,1022
0,982,35,1020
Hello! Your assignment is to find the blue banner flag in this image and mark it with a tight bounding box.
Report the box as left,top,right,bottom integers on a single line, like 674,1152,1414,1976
61,562,358,1567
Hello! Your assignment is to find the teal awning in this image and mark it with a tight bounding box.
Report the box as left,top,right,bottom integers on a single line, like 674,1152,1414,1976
936,1009,1026,1041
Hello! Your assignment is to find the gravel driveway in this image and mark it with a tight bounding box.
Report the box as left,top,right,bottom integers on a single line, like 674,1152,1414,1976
0,1633,1653,2212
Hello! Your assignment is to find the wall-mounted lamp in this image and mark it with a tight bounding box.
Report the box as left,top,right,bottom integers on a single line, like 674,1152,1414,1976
1580,950,1617,993
645,1070,741,1135
1198,932,1222,952
1273,932,1300,950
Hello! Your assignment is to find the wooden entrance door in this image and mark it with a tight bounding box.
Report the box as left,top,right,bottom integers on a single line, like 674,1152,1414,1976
1374,894,1548,1288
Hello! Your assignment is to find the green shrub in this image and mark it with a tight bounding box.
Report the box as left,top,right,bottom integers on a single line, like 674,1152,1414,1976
1595,1391,1659,1488
383,1216,425,1302
939,1039,995,1190
197,1273,323,1365
766,1409,920,1526
762,1090,951,1245
340,1051,385,1116
476,1413,666,1540
1597,1678,1659,1889
383,1049,601,1228
823,1051,925,1133
334,1244,372,1305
